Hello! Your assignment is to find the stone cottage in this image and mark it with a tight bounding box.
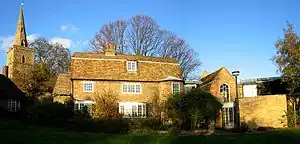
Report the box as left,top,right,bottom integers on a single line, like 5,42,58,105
199,67,287,128
53,44,184,117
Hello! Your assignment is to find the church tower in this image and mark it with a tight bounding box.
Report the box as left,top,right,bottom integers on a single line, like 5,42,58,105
4,3,34,90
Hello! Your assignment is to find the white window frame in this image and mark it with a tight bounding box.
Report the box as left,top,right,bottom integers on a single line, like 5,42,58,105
119,102,147,118
122,83,142,94
172,82,180,94
220,83,231,102
74,100,95,112
127,61,137,72
8,99,20,112
82,81,95,93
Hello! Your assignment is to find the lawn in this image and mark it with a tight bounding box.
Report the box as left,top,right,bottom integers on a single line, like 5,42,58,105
1,120,300,144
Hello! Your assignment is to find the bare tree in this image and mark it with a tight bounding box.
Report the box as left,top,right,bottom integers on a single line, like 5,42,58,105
30,37,71,77
127,15,163,56
90,15,201,79
90,20,128,54
159,30,201,80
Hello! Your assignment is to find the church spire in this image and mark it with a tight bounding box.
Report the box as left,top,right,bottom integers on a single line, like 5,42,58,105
13,2,28,47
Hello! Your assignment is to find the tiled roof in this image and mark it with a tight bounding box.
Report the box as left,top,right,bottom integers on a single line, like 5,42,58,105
200,67,223,86
71,53,182,81
53,74,71,96
72,52,178,63
0,74,26,100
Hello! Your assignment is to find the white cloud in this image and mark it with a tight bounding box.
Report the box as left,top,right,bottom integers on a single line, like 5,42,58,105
0,34,39,52
27,34,39,43
60,24,79,33
51,37,73,48
0,35,14,51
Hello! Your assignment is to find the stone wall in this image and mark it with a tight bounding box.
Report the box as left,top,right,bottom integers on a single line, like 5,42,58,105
239,94,287,128
73,80,183,103
209,68,237,100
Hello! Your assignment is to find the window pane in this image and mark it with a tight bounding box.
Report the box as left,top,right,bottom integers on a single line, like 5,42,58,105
132,105,137,117
173,83,180,94
138,105,142,117
74,104,79,110
80,103,84,110
132,62,136,71
123,84,127,93
136,85,141,93
120,105,125,114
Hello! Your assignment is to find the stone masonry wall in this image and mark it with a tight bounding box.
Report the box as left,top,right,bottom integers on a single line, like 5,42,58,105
73,80,183,103
239,94,287,128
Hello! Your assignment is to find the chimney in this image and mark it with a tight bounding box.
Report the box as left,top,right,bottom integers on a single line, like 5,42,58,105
104,42,116,56
2,66,8,77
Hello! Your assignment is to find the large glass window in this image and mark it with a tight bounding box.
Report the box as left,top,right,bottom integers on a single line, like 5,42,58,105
122,83,142,94
74,100,94,113
220,84,230,102
119,102,146,118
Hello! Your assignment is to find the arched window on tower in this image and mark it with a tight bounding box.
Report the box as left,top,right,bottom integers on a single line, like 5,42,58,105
220,84,230,102
21,55,25,64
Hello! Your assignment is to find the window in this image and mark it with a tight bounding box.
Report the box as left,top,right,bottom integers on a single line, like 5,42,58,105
21,55,25,64
127,61,137,72
119,102,147,118
8,99,20,112
122,83,142,94
184,84,197,93
83,81,94,92
172,83,180,94
74,100,94,113
220,84,230,102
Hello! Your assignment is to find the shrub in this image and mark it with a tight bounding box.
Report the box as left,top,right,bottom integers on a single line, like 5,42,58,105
240,121,249,133
27,102,74,124
165,88,222,130
128,118,163,132
168,126,181,136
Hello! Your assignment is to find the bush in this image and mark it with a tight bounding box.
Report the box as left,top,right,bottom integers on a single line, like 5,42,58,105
165,88,222,130
128,118,162,131
240,121,249,133
168,126,181,136
27,102,74,124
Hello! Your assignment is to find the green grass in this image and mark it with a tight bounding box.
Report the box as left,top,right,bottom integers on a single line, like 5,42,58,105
1,120,300,144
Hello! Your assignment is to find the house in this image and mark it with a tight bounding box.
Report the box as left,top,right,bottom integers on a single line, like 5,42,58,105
199,67,287,128
0,74,27,112
53,43,184,117
199,67,238,129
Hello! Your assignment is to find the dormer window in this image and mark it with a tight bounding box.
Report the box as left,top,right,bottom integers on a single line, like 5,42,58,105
127,61,137,72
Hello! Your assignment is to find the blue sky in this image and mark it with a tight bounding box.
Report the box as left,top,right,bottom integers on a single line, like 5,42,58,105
0,0,299,79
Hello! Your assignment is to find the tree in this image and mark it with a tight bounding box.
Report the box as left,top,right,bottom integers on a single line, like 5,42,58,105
90,15,201,79
90,20,128,54
21,63,50,99
22,38,71,100
165,88,222,130
158,30,201,79
30,37,71,77
91,89,122,119
273,22,300,127
127,15,162,56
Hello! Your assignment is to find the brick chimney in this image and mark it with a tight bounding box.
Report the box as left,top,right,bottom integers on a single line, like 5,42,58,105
104,42,116,56
2,65,8,77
